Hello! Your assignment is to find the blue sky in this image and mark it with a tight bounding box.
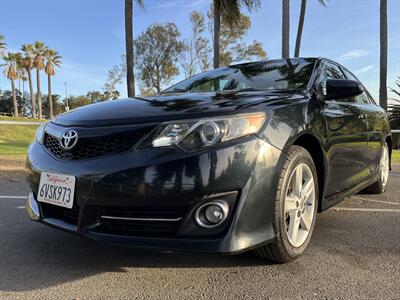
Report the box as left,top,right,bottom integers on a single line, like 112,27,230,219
0,0,399,102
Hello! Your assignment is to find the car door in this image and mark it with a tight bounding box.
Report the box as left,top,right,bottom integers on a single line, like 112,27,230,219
318,62,370,197
341,67,387,175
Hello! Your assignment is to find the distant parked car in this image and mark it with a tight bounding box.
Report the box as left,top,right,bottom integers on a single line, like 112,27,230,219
26,58,391,262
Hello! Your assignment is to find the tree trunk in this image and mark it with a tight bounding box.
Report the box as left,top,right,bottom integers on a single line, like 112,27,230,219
213,0,221,69
27,69,36,118
125,0,135,97
11,79,18,117
156,66,161,94
48,74,53,118
36,68,43,119
282,0,290,58
294,0,307,57
379,0,388,110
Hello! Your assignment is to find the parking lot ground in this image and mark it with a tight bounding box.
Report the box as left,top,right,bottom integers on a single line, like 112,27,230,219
0,166,399,299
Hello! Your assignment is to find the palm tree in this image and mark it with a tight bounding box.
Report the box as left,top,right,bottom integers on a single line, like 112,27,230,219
213,0,261,69
1,52,19,117
44,49,62,118
0,35,6,57
125,0,144,98
282,0,290,58
21,44,36,118
0,35,6,103
33,41,48,119
379,0,388,110
294,0,328,57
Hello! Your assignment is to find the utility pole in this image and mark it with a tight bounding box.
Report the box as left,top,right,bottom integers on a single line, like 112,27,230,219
64,82,69,111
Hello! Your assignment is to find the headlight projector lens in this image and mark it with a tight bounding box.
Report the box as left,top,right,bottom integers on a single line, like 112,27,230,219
199,121,222,145
195,200,229,228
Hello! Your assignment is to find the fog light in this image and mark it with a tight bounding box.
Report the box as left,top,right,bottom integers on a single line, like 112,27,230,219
195,200,228,228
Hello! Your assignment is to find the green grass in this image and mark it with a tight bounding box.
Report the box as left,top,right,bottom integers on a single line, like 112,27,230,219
0,124,38,155
0,116,45,122
392,149,400,163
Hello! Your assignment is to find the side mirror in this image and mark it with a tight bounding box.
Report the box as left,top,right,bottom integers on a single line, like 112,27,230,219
323,79,363,101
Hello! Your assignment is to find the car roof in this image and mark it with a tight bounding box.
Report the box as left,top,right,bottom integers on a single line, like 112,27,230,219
228,57,320,68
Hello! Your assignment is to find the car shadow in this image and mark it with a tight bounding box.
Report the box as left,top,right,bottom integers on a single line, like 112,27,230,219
0,220,274,292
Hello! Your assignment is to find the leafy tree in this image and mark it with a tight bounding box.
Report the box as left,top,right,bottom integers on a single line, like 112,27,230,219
388,77,400,146
387,77,400,148
0,89,31,117
66,95,92,110
20,44,37,118
44,49,62,118
42,94,64,116
294,0,328,57
212,0,261,68
86,90,119,102
104,89,120,100
135,23,185,93
207,7,266,66
180,38,196,79
125,0,144,97
1,52,20,117
191,11,212,72
380,0,388,110
33,41,48,119
104,55,126,98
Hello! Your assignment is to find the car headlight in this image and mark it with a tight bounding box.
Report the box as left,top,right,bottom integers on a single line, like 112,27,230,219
34,123,46,144
148,112,266,151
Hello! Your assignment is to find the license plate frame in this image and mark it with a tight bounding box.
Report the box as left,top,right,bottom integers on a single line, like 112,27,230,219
37,172,76,209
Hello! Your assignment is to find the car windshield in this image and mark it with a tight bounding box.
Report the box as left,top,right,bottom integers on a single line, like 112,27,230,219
162,58,316,94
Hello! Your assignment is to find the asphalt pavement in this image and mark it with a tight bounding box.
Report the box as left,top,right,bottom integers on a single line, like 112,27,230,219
0,167,399,299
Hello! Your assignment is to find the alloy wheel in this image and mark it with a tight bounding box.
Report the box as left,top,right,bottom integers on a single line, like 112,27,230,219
284,163,316,248
381,145,389,188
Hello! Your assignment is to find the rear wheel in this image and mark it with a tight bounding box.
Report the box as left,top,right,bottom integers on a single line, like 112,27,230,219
364,143,390,194
254,146,318,263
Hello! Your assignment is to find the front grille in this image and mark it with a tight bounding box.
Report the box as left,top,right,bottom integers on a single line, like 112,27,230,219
41,202,80,225
44,129,150,160
92,206,188,238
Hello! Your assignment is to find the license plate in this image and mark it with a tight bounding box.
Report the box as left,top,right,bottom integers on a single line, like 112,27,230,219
38,172,76,209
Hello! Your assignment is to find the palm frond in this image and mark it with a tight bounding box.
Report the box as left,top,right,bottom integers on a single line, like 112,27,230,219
318,0,328,7
135,0,144,8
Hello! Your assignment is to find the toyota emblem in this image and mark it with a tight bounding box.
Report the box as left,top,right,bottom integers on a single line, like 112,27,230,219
60,130,78,150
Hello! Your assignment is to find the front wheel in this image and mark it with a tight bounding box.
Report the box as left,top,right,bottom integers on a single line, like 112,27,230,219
364,143,390,194
254,145,318,263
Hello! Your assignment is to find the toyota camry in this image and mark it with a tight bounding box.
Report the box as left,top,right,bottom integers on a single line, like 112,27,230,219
25,57,391,262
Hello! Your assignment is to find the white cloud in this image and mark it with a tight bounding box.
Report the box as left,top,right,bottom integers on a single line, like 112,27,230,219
51,60,108,95
354,65,374,74
339,49,369,61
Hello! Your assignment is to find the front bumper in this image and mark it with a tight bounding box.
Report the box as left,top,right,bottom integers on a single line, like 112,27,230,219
25,135,282,254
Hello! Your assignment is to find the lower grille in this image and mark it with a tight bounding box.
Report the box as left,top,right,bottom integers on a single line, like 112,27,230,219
92,206,188,238
41,202,80,225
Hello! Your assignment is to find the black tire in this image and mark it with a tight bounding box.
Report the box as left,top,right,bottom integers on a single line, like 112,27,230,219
364,143,390,194
254,145,319,263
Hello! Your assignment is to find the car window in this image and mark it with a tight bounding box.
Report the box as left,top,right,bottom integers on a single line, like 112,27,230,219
162,58,316,94
319,62,352,102
322,63,346,80
341,69,371,104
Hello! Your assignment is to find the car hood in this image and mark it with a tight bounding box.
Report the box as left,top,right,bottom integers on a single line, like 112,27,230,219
52,91,306,127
